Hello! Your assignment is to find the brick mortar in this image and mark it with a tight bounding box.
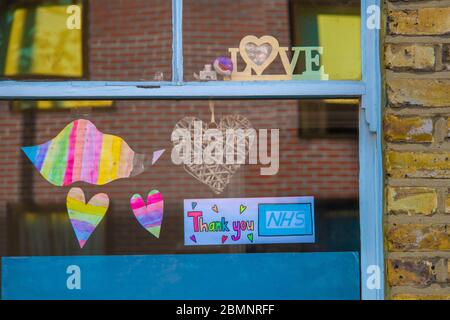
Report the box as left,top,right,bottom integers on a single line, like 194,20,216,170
387,178,450,187
385,108,450,116
386,143,450,151
387,1,450,10
438,188,448,213
386,70,450,79
386,36,450,44
387,216,450,223
389,286,450,295
388,252,450,258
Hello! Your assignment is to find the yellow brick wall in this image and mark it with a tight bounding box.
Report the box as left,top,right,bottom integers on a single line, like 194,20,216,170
384,0,450,299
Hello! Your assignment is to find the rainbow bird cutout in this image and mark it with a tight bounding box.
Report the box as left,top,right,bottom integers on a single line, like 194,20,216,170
21,119,144,186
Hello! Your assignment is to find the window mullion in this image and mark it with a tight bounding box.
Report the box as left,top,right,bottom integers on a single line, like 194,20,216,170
172,0,183,84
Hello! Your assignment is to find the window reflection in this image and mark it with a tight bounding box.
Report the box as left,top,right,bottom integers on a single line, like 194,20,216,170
0,0,85,79
0,0,172,81
291,0,361,80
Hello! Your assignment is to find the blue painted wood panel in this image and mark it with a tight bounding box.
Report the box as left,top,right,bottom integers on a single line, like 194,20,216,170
2,252,360,300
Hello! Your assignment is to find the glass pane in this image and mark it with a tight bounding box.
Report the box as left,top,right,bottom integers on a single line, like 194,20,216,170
0,0,172,81
184,0,361,81
0,99,359,256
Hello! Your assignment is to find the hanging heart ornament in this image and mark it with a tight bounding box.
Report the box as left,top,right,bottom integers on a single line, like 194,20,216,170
172,115,254,194
239,35,279,75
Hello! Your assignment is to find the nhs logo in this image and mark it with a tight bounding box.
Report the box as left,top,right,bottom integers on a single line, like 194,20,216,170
265,211,306,229
259,203,314,237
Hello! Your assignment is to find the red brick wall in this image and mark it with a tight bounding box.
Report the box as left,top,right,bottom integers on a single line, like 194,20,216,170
0,0,358,256
89,0,172,81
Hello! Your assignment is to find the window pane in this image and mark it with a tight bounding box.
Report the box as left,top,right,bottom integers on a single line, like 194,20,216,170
184,0,361,81
0,99,359,256
0,0,172,81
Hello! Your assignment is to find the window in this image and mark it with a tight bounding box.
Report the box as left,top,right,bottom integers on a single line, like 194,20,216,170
0,0,383,300
3,98,359,255
183,0,360,82
0,0,85,79
291,0,361,80
0,0,173,81
298,99,359,137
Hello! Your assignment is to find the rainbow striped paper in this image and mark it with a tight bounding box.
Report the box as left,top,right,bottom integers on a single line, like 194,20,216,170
22,119,139,186
130,190,164,238
66,187,109,248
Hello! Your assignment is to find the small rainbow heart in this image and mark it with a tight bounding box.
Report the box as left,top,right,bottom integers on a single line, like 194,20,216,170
222,235,228,244
190,235,197,243
247,233,254,243
212,205,219,213
130,190,164,238
66,187,109,248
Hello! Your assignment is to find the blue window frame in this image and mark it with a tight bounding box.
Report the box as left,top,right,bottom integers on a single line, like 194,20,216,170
0,0,383,300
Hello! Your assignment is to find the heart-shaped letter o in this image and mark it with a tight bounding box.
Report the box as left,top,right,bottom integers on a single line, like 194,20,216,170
239,35,280,75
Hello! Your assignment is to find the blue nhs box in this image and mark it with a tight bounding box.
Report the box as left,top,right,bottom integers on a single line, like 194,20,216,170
259,202,314,237
184,196,314,245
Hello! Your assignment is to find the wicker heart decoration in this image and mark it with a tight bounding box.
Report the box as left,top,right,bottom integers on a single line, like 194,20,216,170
172,114,253,194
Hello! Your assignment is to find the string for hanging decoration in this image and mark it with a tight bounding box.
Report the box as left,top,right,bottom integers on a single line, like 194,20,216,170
209,100,217,128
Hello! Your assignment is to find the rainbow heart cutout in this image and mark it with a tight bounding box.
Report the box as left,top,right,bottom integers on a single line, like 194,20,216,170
130,190,164,238
66,187,109,248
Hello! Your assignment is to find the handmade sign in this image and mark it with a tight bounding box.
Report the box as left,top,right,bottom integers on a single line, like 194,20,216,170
227,35,329,81
184,196,315,246
130,190,164,238
172,113,253,194
22,119,145,186
66,187,109,248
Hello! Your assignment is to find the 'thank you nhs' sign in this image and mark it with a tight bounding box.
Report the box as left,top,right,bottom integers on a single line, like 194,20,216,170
184,196,315,246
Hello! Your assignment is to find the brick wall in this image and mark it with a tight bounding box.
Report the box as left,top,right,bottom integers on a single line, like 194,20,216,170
384,0,450,300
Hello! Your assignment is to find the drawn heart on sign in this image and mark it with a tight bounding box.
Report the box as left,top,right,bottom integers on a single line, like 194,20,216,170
66,187,109,248
239,35,280,75
130,190,164,238
172,115,253,194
